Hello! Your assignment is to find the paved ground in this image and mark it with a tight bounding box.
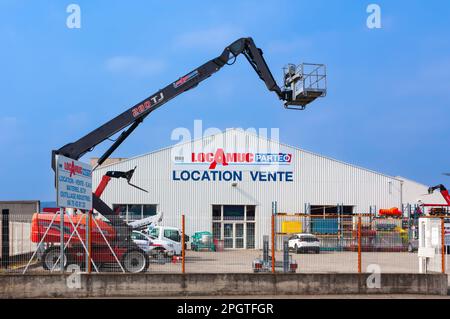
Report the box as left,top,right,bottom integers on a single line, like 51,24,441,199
16,249,447,274
150,250,424,274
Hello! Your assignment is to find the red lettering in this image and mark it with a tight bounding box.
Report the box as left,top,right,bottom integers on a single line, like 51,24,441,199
191,151,255,168
205,153,213,162
225,153,235,163
209,148,228,169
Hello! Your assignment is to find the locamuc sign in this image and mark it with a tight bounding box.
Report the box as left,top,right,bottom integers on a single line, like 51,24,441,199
56,155,92,210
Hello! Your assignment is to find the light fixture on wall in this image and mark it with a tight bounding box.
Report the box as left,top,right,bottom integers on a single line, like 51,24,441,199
231,182,238,187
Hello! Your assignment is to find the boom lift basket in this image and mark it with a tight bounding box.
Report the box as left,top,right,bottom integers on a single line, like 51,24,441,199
283,63,327,110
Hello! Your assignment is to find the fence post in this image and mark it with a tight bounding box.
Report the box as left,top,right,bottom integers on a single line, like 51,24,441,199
1,209,10,269
87,211,92,274
271,213,275,274
442,217,446,274
358,216,362,274
283,238,289,273
182,214,185,274
60,208,65,272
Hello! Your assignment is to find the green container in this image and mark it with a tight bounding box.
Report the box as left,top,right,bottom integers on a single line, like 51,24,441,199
312,218,339,235
191,231,216,252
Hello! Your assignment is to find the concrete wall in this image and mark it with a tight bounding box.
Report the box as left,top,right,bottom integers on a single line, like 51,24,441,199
0,273,446,298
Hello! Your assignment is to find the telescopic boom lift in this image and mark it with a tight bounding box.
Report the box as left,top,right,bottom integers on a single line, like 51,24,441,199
44,37,326,272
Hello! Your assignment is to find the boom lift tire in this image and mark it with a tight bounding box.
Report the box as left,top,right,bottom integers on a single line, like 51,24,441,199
121,249,149,273
42,246,68,270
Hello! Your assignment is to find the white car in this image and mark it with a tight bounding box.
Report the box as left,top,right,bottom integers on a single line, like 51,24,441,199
131,230,175,258
288,233,320,254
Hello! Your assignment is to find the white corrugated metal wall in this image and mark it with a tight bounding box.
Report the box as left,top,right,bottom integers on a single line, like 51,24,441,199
93,129,403,249
397,176,447,205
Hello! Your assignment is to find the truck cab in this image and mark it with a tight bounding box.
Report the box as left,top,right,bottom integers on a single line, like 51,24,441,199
147,226,183,255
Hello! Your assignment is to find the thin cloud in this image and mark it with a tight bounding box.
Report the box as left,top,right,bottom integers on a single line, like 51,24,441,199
105,56,166,77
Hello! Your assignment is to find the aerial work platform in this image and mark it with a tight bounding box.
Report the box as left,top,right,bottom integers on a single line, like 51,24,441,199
283,63,327,110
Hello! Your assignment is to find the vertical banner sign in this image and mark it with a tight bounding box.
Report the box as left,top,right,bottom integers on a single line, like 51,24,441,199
56,155,93,210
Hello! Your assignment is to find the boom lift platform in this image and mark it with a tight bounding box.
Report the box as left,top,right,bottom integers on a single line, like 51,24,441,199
32,37,326,273
283,63,327,110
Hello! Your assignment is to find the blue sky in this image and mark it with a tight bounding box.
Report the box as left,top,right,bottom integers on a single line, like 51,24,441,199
0,0,449,200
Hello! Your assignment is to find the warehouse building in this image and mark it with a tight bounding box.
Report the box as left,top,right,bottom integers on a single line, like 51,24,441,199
92,129,443,249
0,201,40,222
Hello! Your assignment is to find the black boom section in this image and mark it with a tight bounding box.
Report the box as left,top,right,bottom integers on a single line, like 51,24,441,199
92,194,134,246
52,37,284,170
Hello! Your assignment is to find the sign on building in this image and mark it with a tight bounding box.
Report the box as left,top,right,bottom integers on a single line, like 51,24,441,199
56,155,92,210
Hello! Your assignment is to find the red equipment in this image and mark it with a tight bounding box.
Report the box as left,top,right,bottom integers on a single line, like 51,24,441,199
378,207,402,217
32,167,152,273
428,184,450,205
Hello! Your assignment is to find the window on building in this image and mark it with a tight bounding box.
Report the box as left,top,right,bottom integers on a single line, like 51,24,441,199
246,205,255,221
142,204,157,217
128,204,141,221
310,205,354,216
212,205,221,221
112,204,158,222
223,205,245,221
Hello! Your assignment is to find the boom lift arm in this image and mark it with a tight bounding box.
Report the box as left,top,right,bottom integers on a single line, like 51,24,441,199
52,37,323,170
428,184,450,205
51,37,326,246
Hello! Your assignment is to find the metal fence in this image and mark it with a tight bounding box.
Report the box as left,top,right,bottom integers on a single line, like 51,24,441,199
0,209,448,275
274,212,448,274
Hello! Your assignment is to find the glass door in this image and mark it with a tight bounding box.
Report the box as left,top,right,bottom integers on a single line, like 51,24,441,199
224,223,234,248
235,224,244,249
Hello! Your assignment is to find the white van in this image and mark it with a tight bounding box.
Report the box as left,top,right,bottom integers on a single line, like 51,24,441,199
146,226,183,255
